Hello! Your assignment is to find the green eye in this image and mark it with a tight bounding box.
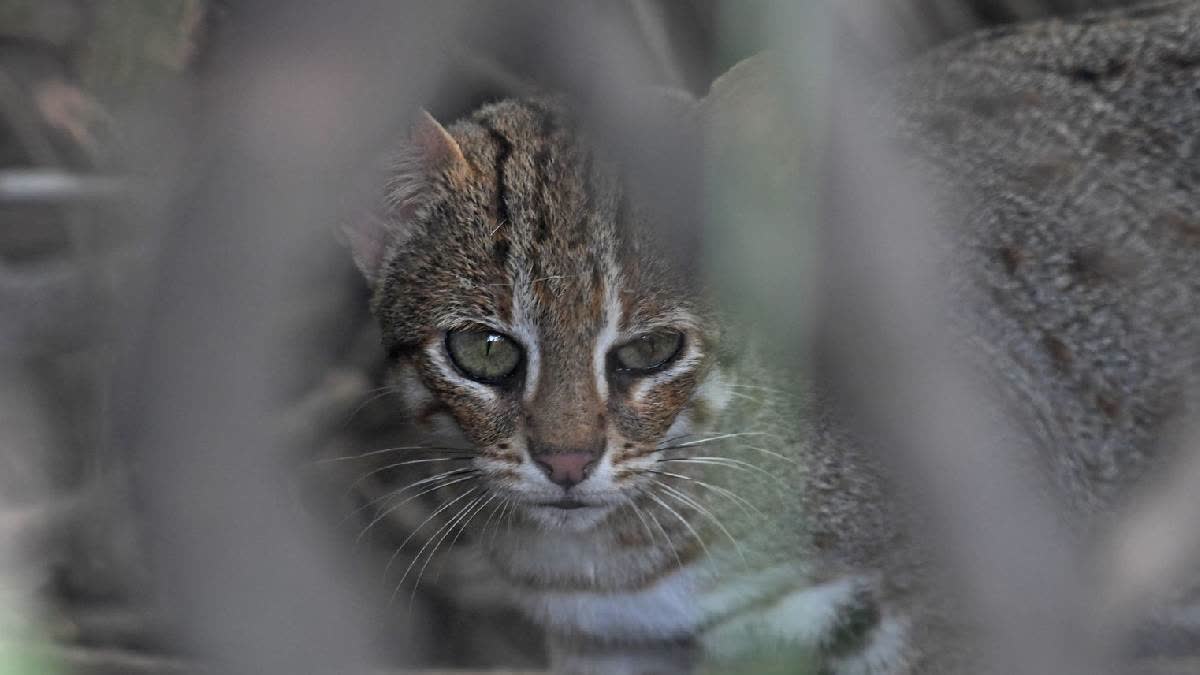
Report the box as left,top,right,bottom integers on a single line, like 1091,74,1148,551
613,329,684,373
446,330,522,383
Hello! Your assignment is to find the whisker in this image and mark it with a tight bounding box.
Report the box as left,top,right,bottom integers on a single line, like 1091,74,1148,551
737,444,795,464
657,430,756,447
342,386,404,424
432,491,499,584
726,390,761,402
725,383,798,396
642,468,766,520
651,479,747,563
344,456,475,495
314,444,475,464
392,492,487,607
657,432,691,447
347,466,477,525
355,472,478,545
382,486,480,584
659,431,778,450
477,495,510,550
644,488,713,567
656,456,785,485
490,499,512,548
446,491,498,553
623,497,662,551
637,494,684,571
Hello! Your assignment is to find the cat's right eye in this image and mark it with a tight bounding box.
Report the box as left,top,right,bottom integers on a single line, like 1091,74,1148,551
612,329,683,374
445,330,523,384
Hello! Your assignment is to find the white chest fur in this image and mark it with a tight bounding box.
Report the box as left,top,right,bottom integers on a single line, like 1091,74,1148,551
504,550,864,650
514,564,705,641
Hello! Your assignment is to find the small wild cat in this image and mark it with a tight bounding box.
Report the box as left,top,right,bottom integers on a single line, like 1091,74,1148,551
342,2,1200,672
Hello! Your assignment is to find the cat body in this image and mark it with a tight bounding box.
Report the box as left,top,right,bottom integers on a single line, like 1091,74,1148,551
889,0,1200,523
344,2,1200,672
348,98,906,673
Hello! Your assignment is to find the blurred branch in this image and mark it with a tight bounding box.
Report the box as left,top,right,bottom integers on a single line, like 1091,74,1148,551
627,0,687,88
0,170,126,203
121,2,469,673
1100,425,1200,637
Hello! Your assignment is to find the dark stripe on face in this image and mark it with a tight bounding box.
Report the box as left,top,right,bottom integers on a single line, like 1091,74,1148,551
483,123,513,225
534,146,551,244
532,109,557,243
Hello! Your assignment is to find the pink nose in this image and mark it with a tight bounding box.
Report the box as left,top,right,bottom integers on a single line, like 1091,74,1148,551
533,452,597,488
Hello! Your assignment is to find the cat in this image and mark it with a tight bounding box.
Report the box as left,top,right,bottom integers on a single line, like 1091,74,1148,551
341,2,1200,672
344,97,902,674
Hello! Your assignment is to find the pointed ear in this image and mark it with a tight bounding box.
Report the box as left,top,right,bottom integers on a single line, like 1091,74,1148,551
387,110,466,204
340,210,390,285
344,111,464,285
411,109,465,169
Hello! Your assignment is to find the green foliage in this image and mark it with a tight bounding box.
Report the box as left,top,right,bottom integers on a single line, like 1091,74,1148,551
703,645,821,675
78,0,202,96
0,0,82,47
0,639,59,675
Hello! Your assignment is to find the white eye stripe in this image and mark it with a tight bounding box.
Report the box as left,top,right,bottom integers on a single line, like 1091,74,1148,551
509,274,541,402
628,340,704,403
428,342,498,402
594,283,622,402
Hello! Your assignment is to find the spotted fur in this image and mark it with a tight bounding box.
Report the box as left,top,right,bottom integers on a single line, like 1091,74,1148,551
344,3,1200,671
346,95,899,673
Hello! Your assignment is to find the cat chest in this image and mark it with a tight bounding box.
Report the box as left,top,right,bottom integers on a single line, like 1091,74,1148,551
512,565,706,641
509,562,859,647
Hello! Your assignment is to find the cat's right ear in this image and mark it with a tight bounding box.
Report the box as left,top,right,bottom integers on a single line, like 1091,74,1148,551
342,110,465,285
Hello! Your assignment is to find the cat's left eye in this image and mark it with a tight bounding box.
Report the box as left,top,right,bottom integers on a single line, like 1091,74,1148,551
446,330,523,383
612,329,683,374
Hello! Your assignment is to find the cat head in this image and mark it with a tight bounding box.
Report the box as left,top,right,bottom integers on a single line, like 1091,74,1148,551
346,98,731,531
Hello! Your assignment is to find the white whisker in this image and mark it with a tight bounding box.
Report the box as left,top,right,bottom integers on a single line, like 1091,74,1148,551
356,472,478,545
657,456,785,485
492,499,513,547
478,495,510,550
726,390,765,404
342,386,404,423
446,491,499,553
347,467,477,525
393,492,486,607
623,498,660,550
661,431,777,450
643,468,766,520
638,494,684,571
383,486,480,585
344,456,475,495
424,487,499,588
651,478,747,563
737,444,795,464
314,444,474,464
645,488,712,567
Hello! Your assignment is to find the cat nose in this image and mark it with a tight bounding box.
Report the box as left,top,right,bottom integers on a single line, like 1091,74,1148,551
532,451,598,488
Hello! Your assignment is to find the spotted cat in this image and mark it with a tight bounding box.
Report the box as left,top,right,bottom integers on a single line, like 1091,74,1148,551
342,2,1200,672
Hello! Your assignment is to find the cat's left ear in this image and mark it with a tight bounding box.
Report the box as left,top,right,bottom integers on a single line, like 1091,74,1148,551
386,109,466,209
342,110,464,285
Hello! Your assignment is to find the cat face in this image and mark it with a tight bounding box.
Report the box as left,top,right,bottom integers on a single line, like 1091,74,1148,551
352,100,730,531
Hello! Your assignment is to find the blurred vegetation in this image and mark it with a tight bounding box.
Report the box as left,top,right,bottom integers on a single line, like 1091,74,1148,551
0,4,204,674
0,0,201,93
78,0,202,97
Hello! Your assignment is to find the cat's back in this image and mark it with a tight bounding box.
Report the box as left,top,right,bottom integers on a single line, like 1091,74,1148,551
889,0,1200,516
